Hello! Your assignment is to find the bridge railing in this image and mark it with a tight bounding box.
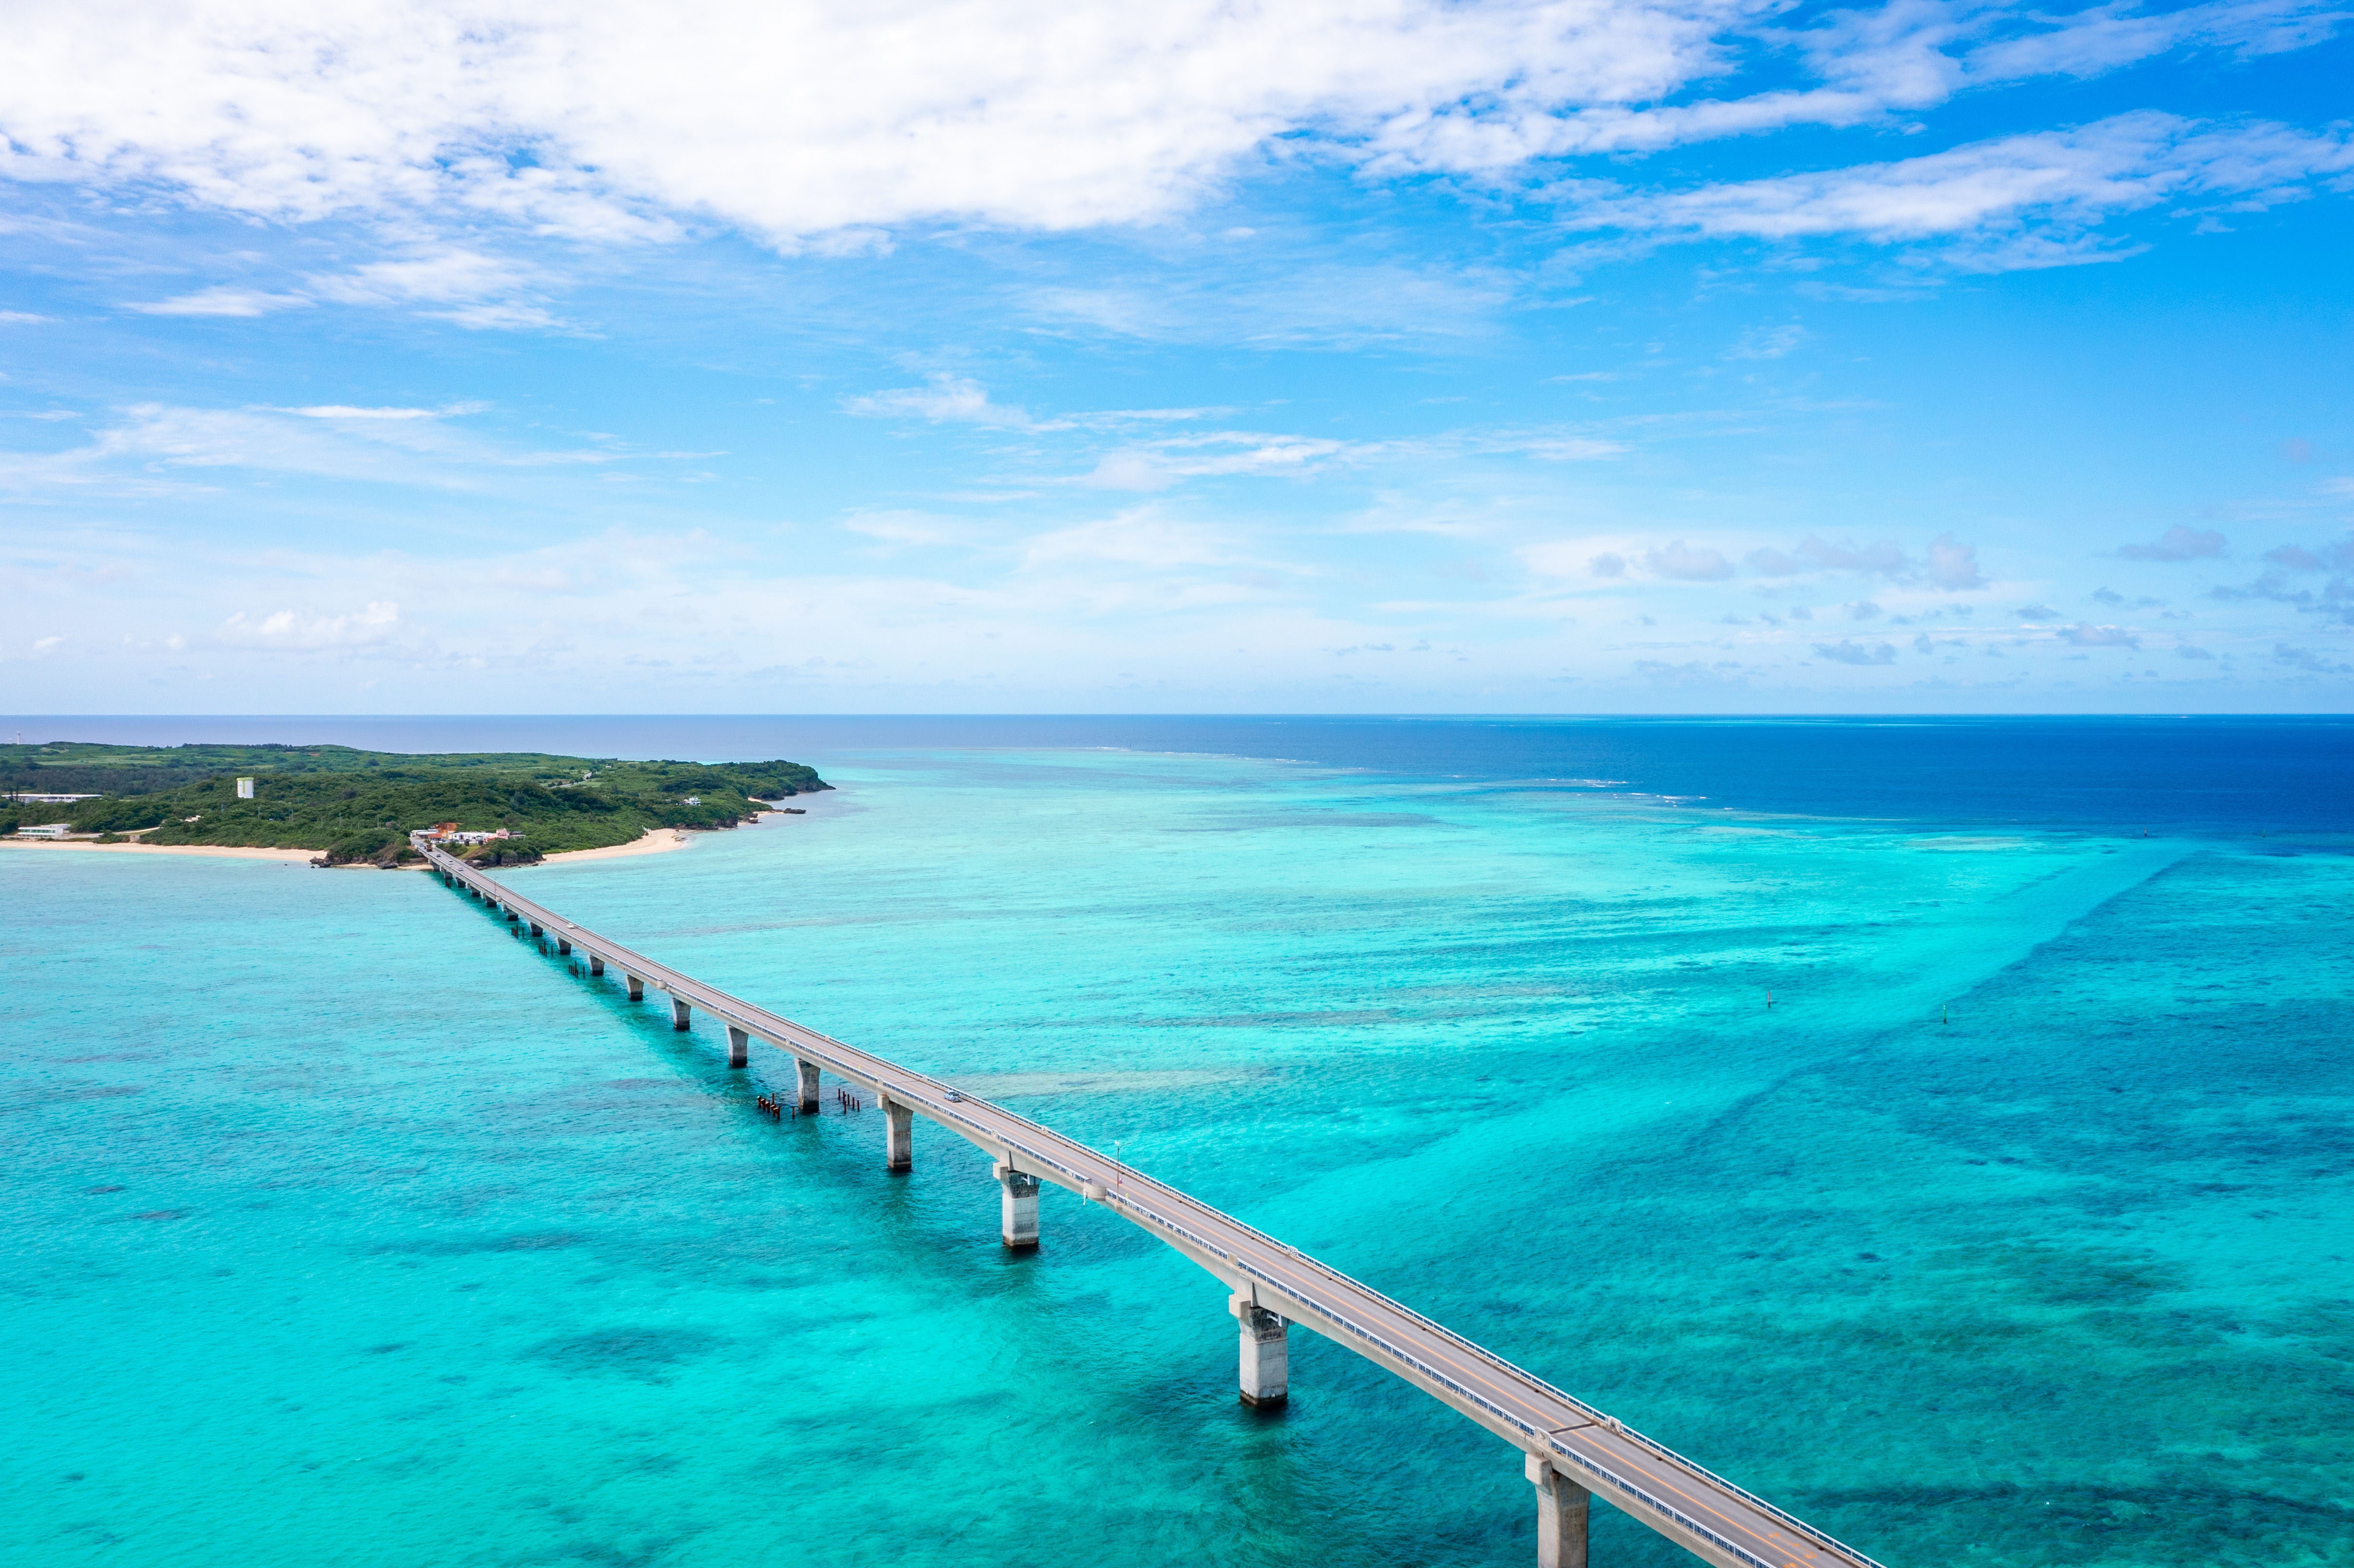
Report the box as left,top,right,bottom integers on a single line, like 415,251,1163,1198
416,839,1890,1568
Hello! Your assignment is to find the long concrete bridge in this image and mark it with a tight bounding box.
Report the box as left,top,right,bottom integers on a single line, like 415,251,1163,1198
419,838,1889,1568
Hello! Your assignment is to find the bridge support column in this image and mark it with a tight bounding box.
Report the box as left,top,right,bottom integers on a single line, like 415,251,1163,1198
883,1098,913,1172
505,909,518,925
672,998,692,1031
1526,1456,1590,1568
589,955,604,977
625,973,644,1001
1231,1295,1290,1407
726,1025,750,1069
994,1163,1040,1249
556,937,571,956
529,921,543,939
795,1058,821,1113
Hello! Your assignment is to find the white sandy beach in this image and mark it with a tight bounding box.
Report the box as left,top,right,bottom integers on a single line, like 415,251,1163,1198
4,811,806,867
540,828,693,863
0,837,317,863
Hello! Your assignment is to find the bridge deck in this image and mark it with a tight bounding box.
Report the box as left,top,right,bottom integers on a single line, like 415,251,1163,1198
423,843,1886,1568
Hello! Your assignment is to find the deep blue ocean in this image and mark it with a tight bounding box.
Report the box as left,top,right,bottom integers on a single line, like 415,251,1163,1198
6,716,2352,1568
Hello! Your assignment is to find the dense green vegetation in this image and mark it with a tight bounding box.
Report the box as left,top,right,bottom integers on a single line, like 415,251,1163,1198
4,742,828,865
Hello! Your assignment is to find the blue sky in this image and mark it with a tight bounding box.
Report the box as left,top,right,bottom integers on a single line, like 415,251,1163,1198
2,0,2350,713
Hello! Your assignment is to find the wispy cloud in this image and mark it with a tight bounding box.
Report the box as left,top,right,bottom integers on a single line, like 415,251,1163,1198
218,601,400,651
128,287,312,317
280,404,479,421
1558,112,2354,271
2119,524,2227,559
1021,510,1258,572
306,251,573,332
123,252,571,331
1538,530,1987,588
845,375,1032,428
0,401,657,496
1813,639,1898,664
2274,641,2353,674
1728,323,1808,359
1082,433,1351,491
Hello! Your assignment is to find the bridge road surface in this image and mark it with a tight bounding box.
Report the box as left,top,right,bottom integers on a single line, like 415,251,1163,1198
423,841,1889,1568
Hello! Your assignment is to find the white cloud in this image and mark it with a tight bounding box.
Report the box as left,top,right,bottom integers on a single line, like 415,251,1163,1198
128,286,312,317
283,405,449,421
1477,433,1628,462
1029,264,1513,349
0,2,1685,243
1562,112,2354,269
843,509,974,547
1963,0,2350,84
1646,540,1735,580
301,250,572,331
0,400,642,495
2119,524,2227,560
1083,433,1352,491
1924,532,1986,589
845,375,1032,428
1728,323,1808,359
126,251,565,330
2275,641,2353,674
308,251,534,304
1747,536,1911,577
218,601,399,650
84,404,483,481
426,301,572,332
7,0,2338,256
1814,638,1898,664
1022,509,1267,573
1528,529,1985,590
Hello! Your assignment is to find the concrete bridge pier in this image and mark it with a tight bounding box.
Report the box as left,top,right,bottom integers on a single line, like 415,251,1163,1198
995,1163,1041,1249
1231,1295,1290,1408
589,955,604,977
529,921,544,939
1525,1456,1590,1568
625,973,645,1001
883,1097,913,1172
672,998,692,1031
726,1025,750,1068
556,937,571,956
794,1058,821,1113
505,909,518,925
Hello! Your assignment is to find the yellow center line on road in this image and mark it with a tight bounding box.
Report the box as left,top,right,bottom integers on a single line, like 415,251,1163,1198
425,845,1887,1568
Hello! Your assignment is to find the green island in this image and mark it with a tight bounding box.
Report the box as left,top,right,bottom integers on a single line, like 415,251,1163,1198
1,741,830,865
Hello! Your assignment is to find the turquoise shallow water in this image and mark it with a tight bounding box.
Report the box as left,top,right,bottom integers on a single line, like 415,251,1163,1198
6,728,2354,1567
